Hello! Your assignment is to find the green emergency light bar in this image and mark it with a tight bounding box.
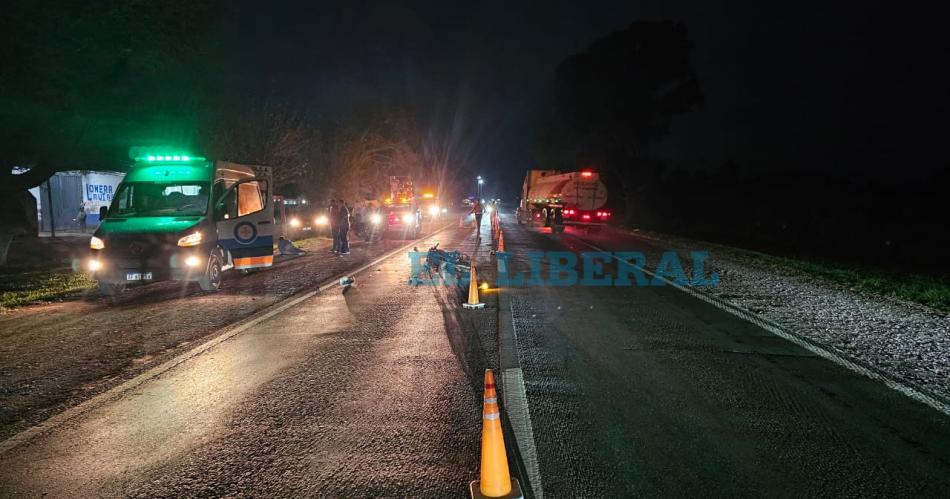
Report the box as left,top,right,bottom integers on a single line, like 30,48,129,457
134,153,206,163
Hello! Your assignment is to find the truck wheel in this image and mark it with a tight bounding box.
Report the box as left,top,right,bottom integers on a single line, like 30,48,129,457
199,253,223,291
97,281,126,296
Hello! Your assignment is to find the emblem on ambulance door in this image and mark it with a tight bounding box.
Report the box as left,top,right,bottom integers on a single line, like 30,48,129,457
234,222,257,244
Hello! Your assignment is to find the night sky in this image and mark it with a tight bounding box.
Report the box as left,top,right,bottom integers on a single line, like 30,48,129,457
232,0,950,194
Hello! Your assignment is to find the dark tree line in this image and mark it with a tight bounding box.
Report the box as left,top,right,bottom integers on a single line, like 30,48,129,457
0,2,473,262
537,20,947,272
536,20,703,224
619,162,950,271
0,0,226,194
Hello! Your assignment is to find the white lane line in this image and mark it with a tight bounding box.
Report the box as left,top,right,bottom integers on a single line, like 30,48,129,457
0,224,456,455
497,266,544,499
502,367,544,499
575,238,950,417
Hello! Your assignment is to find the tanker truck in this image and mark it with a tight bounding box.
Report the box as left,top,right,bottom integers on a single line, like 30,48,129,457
516,169,611,228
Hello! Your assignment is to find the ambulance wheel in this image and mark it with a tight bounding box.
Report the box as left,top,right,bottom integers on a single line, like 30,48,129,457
199,253,223,291
98,281,126,296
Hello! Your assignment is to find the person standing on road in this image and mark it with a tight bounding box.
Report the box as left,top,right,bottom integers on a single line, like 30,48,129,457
471,199,484,232
328,199,340,253
337,199,350,255
75,203,87,233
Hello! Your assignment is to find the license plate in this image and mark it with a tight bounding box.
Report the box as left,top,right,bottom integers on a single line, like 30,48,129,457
126,272,153,281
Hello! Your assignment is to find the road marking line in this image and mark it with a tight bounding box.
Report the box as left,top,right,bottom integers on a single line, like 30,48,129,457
497,257,544,499
502,366,544,499
0,223,456,456
575,238,950,417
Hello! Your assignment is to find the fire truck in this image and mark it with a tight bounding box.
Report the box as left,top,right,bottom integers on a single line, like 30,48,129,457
516,169,611,229
383,176,422,238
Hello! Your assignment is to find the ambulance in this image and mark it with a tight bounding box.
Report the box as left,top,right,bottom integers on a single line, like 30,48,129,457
87,152,276,295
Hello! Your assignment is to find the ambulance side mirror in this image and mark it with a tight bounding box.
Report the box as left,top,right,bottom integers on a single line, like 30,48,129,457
214,201,226,221
99,206,108,221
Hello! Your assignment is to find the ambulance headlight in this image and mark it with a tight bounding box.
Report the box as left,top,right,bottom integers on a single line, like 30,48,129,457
428,205,440,216
87,259,102,271
289,217,302,228
177,232,202,247
402,214,414,224
315,215,329,226
369,213,382,224
90,236,105,250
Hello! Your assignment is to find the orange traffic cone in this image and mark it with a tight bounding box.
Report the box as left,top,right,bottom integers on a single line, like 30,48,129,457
463,261,485,309
470,370,523,499
497,230,506,253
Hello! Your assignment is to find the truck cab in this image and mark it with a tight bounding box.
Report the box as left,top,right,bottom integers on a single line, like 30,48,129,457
382,176,422,238
419,190,445,221
275,196,317,238
384,201,422,238
87,154,275,296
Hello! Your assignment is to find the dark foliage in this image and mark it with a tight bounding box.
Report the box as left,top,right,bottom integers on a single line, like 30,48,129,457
633,162,950,272
539,20,948,272
0,0,227,194
538,20,703,224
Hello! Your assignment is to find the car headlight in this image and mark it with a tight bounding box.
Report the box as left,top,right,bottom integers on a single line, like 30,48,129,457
402,214,414,224
89,236,105,250
289,217,302,228
177,231,202,247
441,208,448,213
87,259,102,271
369,213,382,224
428,205,440,216
315,215,329,226
184,255,201,267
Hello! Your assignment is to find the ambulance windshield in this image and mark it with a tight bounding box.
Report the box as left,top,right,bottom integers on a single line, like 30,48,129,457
109,181,210,218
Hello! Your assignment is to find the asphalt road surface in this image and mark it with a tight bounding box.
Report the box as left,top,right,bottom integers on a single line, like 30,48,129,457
0,223,451,441
500,217,950,497
0,220,493,497
2,213,949,497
